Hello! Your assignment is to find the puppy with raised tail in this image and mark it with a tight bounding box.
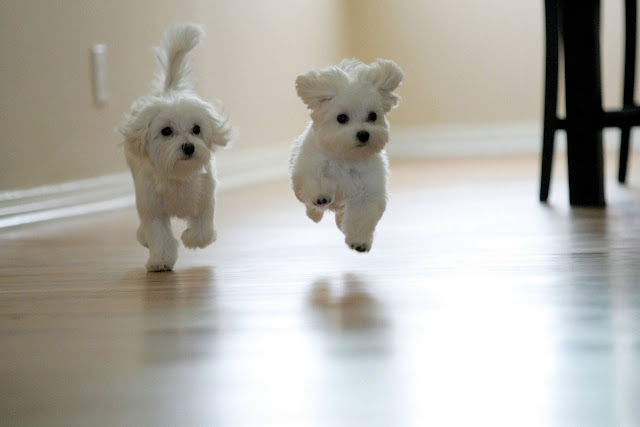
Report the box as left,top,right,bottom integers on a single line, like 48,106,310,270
290,59,404,252
120,23,233,272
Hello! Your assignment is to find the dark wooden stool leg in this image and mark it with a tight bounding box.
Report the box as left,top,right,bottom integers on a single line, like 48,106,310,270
561,0,605,207
619,0,636,184
540,0,560,202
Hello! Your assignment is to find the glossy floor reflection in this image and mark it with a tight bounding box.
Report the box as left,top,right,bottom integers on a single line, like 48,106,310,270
1,156,640,425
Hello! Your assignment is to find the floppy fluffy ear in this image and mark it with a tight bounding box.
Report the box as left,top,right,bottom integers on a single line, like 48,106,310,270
119,107,155,156
336,58,364,73
295,67,348,110
365,59,404,112
205,105,234,148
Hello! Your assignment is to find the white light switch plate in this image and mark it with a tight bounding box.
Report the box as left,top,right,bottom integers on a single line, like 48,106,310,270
91,44,108,105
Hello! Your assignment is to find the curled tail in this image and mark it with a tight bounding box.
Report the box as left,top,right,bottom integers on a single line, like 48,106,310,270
153,22,204,93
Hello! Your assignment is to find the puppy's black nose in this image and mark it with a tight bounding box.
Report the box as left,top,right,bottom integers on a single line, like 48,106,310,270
357,131,370,143
182,143,195,156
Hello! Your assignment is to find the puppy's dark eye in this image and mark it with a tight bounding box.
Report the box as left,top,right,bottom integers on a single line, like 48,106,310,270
368,112,377,122
161,127,172,137
337,114,349,124
192,125,201,135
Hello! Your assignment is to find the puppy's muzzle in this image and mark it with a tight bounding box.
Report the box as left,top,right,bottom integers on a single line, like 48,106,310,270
181,143,195,158
356,131,370,146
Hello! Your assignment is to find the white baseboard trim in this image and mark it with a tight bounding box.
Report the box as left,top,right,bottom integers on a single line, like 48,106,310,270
0,144,291,230
0,122,633,229
216,144,291,190
387,121,629,159
388,121,542,158
0,173,135,229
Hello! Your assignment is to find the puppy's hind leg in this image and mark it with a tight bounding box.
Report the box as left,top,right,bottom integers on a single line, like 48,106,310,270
342,198,386,253
143,216,178,272
182,200,216,249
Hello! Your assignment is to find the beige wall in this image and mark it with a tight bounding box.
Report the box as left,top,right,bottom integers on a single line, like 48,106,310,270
0,0,632,191
0,0,345,190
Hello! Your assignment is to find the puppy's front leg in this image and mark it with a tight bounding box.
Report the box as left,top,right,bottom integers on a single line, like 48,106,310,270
296,174,337,223
342,197,386,253
182,200,216,249
143,216,178,272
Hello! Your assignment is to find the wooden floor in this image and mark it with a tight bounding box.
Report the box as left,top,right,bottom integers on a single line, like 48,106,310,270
2,155,640,426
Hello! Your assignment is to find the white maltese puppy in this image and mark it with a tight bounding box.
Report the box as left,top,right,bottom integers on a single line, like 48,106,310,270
290,58,403,252
120,23,232,272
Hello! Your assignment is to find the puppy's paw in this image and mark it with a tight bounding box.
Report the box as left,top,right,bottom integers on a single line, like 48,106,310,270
306,206,324,223
349,243,370,253
314,196,332,206
181,226,215,249
346,236,373,253
146,258,175,272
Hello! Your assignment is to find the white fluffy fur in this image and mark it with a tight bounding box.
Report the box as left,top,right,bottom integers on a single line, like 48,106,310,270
290,58,404,252
119,23,233,272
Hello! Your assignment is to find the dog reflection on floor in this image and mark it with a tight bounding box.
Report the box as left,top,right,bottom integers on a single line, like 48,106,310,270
308,273,387,331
